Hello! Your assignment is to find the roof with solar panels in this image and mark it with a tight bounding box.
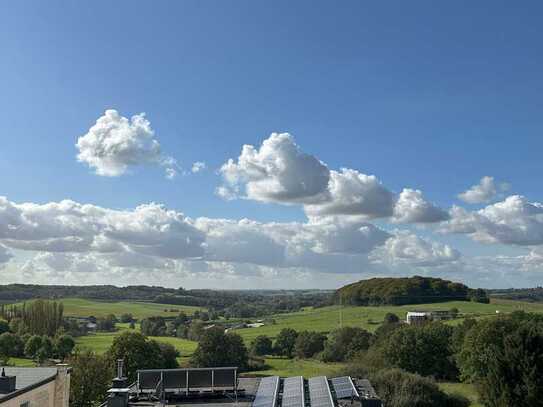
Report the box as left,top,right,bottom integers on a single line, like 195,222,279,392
100,364,382,407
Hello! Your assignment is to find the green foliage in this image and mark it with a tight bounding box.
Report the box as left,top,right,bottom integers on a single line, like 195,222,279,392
119,313,133,323
191,327,248,369
155,341,180,369
55,334,76,359
69,350,113,407
274,328,298,358
321,327,372,362
0,333,24,357
294,331,326,359
24,335,43,359
250,335,273,356
106,331,165,382
457,312,543,407
1,300,64,336
371,368,469,407
336,276,488,306
384,322,457,380
96,314,117,332
140,316,167,336
0,319,9,335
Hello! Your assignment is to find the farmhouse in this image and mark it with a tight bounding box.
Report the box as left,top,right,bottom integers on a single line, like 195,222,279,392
100,362,381,407
0,365,70,407
406,310,455,325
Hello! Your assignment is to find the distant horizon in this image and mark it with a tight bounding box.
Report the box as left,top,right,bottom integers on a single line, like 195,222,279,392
2,2,543,289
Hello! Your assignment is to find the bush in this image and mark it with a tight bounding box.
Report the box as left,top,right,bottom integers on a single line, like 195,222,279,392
371,368,469,407
0,333,24,357
0,319,9,335
294,331,326,359
250,335,273,356
120,313,133,323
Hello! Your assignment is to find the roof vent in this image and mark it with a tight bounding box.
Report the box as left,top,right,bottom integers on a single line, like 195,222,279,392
0,368,16,394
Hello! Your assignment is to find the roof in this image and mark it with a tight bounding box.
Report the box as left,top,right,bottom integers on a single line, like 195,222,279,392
0,367,58,402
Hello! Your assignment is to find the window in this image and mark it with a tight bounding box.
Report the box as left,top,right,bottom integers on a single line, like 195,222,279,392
20,402,30,407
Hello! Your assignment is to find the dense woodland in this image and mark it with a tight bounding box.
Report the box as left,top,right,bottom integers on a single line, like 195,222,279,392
336,276,489,306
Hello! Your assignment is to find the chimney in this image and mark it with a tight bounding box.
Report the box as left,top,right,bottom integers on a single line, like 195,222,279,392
0,368,16,394
111,359,128,389
105,360,129,407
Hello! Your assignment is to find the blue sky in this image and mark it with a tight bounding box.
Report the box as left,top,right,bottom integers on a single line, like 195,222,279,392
1,1,543,289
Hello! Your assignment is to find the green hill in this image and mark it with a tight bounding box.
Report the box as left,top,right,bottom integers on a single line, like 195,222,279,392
336,276,488,306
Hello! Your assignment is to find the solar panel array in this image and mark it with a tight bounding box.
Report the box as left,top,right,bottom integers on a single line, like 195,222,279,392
282,376,305,407
307,377,334,407
253,376,280,407
330,376,359,399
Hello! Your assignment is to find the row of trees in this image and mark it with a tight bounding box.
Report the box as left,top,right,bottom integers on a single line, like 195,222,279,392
0,331,75,363
0,300,65,336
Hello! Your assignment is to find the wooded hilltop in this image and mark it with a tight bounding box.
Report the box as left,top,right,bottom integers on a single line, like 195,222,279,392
335,276,489,306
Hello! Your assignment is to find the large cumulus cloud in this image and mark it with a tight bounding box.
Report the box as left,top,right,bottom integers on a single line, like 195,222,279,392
458,176,509,204
219,133,448,224
443,195,543,245
76,109,179,178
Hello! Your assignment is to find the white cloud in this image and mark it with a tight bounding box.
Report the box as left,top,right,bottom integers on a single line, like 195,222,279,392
392,188,450,223
76,109,177,178
220,133,448,224
443,195,543,245
458,176,509,204
0,196,205,258
304,169,395,219
372,231,460,267
192,161,206,173
219,133,330,203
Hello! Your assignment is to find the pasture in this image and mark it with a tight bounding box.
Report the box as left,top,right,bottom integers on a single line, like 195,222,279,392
37,298,202,319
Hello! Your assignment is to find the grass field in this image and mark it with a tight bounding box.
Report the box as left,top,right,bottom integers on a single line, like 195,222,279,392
439,382,482,407
234,298,543,342
38,298,202,319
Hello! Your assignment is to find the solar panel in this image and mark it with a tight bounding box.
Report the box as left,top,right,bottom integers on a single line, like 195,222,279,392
308,377,334,407
253,376,280,407
330,376,359,399
282,376,305,407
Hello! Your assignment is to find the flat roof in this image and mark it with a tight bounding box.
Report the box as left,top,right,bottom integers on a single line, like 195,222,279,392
0,367,58,402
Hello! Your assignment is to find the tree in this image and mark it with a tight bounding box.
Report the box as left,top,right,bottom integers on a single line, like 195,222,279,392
294,331,326,359
384,313,400,324
250,335,273,356
321,327,372,362
155,341,180,369
191,327,248,369
274,328,298,358
384,322,457,380
24,335,43,359
0,333,24,357
106,332,163,382
457,313,543,407
55,334,76,359
187,321,205,341
96,315,116,332
141,317,167,336
120,313,133,323
0,319,9,335
69,350,113,407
